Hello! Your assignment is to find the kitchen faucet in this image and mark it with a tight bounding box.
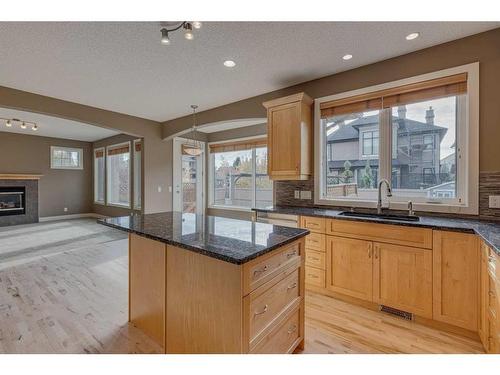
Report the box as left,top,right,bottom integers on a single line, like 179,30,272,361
377,179,392,214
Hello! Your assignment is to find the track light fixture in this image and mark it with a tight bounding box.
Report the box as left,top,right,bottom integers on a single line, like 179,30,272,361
2,117,39,131
159,22,201,45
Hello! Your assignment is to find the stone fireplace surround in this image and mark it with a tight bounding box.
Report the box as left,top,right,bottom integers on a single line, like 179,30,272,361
0,174,41,227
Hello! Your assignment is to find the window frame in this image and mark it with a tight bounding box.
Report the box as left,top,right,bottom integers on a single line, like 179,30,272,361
106,141,132,209
93,147,105,205
208,136,272,212
133,139,142,210
50,146,83,170
314,62,479,215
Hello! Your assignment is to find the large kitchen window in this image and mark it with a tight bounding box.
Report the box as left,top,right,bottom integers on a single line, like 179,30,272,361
93,148,105,204
106,142,131,208
209,138,273,210
315,64,479,214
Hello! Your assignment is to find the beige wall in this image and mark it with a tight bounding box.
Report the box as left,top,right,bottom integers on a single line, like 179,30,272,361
206,123,267,143
163,28,500,173
0,85,171,214
92,133,142,217
0,132,92,217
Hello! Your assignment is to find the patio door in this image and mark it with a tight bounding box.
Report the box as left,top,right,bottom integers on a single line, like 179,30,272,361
172,137,205,215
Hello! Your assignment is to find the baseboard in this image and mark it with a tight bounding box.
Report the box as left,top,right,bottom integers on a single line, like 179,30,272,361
39,213,105,222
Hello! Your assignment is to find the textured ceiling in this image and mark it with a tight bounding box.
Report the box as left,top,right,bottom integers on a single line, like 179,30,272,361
0,22,498,122
0,108,120,142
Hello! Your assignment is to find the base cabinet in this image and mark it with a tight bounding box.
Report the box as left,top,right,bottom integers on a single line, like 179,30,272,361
433,231,479,331
326,236,373,302
372,242,433,319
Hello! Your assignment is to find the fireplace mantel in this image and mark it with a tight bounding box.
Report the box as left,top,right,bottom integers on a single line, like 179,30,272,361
0,174,43,180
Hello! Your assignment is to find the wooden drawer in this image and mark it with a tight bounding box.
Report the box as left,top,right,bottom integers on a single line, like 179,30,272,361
305,232,326,252
488,318,499,353
300,216,326,234
250,307,301,354
327,219,432,249
243,240,302,295
246,267,301,343
305,248,325,270
305,266,325,288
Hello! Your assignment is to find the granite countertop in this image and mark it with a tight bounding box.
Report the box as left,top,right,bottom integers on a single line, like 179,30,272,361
253,206,500,256
98,211,309,265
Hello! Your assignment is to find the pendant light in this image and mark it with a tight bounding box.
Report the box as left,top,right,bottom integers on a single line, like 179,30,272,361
182,105,203,157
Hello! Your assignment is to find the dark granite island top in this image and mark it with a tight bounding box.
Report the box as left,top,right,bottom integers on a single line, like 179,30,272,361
98,211,309,264
253,205,500,256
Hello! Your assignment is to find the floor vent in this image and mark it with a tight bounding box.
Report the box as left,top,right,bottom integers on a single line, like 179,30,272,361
379,305,413,321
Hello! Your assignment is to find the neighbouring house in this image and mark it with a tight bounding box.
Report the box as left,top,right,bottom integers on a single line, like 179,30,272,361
326,106,455,196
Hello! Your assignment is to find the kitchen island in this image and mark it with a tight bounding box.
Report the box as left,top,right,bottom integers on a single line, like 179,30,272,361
99,212,309,354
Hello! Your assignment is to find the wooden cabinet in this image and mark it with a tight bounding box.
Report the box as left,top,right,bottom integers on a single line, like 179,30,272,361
326,236,373,302
263,93,313,181
433,231,479,331
372,242,433,318
479,242,490,348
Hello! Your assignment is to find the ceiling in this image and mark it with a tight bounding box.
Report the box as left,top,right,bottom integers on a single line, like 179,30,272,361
0,108,120,142
0,22,498,122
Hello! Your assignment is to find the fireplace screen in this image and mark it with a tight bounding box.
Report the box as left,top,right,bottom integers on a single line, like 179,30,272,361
0,187,25,216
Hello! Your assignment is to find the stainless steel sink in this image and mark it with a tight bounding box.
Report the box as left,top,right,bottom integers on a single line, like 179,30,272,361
338,211,420,222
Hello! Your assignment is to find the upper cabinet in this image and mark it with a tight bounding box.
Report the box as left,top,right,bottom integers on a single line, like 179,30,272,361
263,93,313,180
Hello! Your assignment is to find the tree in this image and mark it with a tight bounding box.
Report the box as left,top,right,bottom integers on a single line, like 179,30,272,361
342,160,353,183
361,160,374,188
233,156,241,169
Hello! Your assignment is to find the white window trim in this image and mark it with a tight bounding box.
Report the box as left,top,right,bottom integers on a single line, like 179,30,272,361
207,135,271,211
50,146,84,170
314,62,479,215
133,139,142,210
93,147,105,205
106,141,132,209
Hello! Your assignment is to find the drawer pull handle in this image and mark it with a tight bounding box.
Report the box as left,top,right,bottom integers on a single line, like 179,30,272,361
286,251,297,259
489,291,496,297
287,282,297,290
309,274,318,279
287,325,297,334
253,265,268,276
254,305,268,316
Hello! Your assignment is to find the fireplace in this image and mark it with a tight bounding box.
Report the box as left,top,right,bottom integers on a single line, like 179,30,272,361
0,175,40,227
0,187,26,216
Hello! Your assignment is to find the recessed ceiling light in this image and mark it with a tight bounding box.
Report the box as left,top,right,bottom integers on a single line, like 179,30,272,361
406,32,420,41
342,54,353,61
223,60,236,68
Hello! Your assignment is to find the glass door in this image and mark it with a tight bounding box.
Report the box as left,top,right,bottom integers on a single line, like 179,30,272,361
173,137,205,215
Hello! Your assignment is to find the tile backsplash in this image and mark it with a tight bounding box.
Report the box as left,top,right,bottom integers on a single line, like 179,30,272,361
274,171,500,221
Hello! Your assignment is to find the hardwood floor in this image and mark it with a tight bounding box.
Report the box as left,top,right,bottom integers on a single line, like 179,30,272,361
303,291,484,354
0,219,484,354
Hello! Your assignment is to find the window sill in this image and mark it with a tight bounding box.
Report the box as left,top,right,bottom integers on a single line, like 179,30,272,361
93,201,105,206
106,203,132,209
208,205,253,213
314,197,478,216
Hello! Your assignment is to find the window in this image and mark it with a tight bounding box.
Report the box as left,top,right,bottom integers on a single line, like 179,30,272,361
50,146,83,169
106,142,131,207
361,130,379,157
133,140,142,210
315,64,479,214
209,138,273,209
93,148,105,204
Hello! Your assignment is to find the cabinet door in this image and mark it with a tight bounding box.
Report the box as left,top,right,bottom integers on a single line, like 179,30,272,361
267,102,301,179
373,242,432,318
326,236,373,301
433,231,479,331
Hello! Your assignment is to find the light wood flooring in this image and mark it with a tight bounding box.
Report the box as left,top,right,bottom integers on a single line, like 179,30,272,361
0,219,484,354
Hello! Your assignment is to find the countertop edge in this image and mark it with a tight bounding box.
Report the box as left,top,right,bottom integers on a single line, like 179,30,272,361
99,219,310,265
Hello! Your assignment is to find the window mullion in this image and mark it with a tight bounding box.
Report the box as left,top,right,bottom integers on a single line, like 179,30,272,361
252,148,256,208
379,108,392,185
